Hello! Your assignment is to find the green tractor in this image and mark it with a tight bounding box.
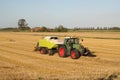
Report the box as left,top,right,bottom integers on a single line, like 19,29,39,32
34,36,94,59
58,37,91,59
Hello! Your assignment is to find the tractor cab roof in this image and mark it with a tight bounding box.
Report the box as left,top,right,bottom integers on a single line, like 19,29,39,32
64,37,78,39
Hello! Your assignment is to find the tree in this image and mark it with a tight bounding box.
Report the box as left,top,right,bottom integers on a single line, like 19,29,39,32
54,25,68,32
39,26,48,32
109,27,120,30
18,19,30,30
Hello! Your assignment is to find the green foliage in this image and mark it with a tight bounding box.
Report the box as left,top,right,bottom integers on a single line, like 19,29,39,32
39,26,48,32
54,25,68,32
0,27,31,32
18,19,31,31
18,19,27,28
72,27,120,32
18,26,31,31
109,27,120,30
31,25,68,32
1,18,120,32
0,27,19,32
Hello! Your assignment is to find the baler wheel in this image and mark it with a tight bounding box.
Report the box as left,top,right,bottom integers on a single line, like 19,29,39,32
39,48,48,54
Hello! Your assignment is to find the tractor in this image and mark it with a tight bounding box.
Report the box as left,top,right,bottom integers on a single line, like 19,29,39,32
58,37,90,59
34,36,94,59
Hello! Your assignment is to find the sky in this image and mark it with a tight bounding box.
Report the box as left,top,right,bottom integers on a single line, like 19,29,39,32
0,0,120,28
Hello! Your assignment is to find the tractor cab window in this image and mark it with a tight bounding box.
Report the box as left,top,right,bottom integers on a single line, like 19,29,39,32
70,39,75,44
66,39,72,45
66,38,79,44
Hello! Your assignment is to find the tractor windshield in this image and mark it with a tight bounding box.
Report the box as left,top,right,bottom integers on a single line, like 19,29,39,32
70,38,79,44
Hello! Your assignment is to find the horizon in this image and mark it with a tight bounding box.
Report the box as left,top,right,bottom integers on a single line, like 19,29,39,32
0,0,120,28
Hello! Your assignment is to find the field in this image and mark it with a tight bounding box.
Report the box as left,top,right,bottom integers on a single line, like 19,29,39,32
0,32,120,80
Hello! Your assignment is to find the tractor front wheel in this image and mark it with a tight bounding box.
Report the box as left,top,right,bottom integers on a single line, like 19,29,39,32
39,48,48,54
58,46,67,57
70,49,81,59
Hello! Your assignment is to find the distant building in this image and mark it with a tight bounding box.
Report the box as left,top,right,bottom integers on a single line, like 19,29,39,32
31,27,41,32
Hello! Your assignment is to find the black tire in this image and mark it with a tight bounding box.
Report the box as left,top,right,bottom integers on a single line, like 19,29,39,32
70,49,81,59
39,47,48,54
48,50,54,56
58,45,67,57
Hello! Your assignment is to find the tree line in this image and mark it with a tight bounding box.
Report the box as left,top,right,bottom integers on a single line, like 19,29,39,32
17,19,120,32
73,27,120,31
0,19,120,32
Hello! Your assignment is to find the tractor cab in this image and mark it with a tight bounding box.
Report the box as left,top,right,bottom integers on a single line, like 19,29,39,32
64,37,79,45
63,37,82,54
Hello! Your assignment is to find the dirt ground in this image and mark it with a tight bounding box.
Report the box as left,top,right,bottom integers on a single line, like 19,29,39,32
0,32,120,80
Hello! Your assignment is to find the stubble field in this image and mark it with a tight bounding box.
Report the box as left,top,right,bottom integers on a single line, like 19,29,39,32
0,32,120,80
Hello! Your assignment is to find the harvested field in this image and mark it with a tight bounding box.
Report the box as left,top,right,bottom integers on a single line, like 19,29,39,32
0,32,120,80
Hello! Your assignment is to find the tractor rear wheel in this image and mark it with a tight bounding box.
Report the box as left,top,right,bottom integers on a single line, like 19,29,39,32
39,48,48,54
58,46,67,57
70,49,81,59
